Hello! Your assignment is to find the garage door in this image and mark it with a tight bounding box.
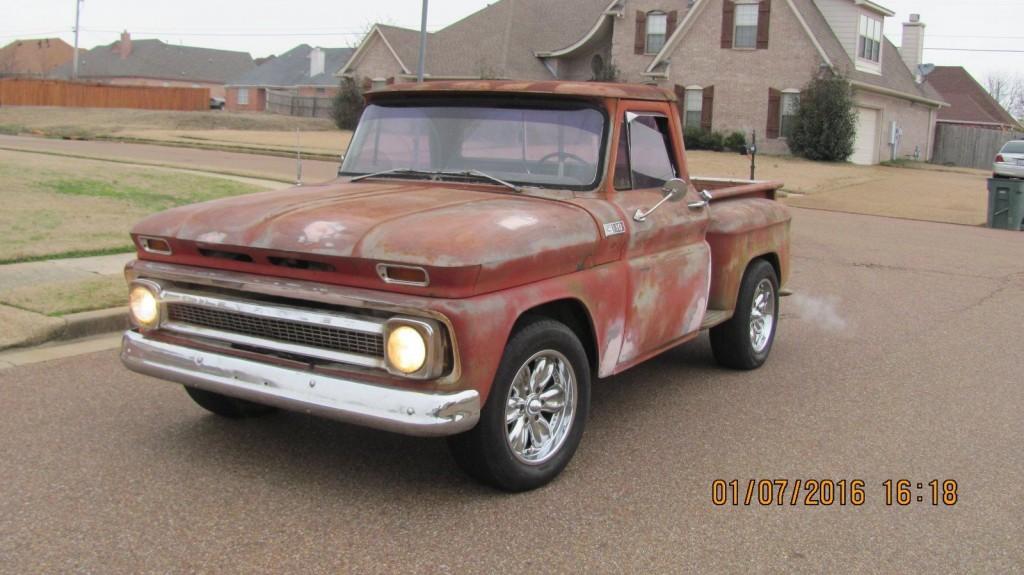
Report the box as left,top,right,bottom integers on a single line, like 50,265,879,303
852,107,878,165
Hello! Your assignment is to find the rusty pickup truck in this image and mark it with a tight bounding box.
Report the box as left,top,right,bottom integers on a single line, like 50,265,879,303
121,81,790,491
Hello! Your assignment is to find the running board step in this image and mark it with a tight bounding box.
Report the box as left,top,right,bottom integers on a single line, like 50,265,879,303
700,308,733,330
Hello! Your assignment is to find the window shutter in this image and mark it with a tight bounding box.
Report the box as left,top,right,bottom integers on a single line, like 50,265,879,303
767,88,781,139
666,10,679,39
361,78,372,92
701,86,715,132
721,1,735,49
757,0,772,49
674,84,687,119
635,11,647,55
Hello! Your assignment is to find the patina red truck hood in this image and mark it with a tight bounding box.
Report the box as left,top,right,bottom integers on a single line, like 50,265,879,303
131,180,602,298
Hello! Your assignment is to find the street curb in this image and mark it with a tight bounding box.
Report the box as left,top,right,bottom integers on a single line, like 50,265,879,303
58,307,129,342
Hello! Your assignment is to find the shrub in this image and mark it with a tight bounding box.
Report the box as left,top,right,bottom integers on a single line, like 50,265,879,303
331,77,366,131
724,131,748,153
787,71,857,162
683,127,727,152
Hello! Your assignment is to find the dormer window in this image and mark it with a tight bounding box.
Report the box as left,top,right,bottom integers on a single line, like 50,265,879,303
646,12,668,53
858,15,882,63
733,4,759,49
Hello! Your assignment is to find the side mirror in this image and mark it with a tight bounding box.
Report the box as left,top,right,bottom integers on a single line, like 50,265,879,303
634,178,688,222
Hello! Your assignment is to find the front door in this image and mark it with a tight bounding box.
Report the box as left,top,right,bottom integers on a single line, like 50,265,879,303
608,107,711,367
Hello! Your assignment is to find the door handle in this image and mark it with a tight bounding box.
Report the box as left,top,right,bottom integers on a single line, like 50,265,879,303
687,189,713,210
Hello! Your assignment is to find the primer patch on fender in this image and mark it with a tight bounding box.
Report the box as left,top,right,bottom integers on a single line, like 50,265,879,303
196,231,227,244
300,221,346,244
498,214,538,230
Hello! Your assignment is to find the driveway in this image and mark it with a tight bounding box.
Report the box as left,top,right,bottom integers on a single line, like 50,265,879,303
1,207,1021,573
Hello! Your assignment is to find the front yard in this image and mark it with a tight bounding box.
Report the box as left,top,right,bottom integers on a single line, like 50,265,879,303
0,106,349,157
687,151,990,226
0,150,269,263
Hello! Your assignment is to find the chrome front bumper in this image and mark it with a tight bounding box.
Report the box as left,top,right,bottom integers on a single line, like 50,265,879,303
121,331,480,437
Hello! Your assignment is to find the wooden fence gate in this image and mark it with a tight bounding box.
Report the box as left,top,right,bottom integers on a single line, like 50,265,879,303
932,124,1024,170
266,90,333,119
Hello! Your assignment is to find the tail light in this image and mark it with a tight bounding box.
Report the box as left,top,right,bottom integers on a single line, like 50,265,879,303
996,154,1005,163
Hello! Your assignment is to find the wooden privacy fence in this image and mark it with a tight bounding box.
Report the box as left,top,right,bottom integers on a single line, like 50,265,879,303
932,124,1024,170
0,78,208,111
266,89,333,119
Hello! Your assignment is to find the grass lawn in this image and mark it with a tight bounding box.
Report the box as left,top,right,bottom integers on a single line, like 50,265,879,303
0,275,124,316
0,150,269,263
0,106,349,156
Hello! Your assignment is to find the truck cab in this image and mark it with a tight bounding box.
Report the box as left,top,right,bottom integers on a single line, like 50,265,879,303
121,81,790,491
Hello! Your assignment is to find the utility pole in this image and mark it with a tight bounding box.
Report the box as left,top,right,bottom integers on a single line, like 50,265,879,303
72,0,83,80
417,0,428,82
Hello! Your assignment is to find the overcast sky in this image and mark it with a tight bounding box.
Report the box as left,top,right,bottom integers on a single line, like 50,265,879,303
3,0,1021,85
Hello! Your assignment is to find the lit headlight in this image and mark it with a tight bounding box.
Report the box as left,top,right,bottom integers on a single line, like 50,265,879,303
129,284,160,327
386,325,427,374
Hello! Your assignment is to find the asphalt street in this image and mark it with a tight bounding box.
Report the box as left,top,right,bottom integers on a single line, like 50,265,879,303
1,207,1022,573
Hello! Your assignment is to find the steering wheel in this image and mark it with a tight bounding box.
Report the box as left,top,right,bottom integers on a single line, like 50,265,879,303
537,151,588,166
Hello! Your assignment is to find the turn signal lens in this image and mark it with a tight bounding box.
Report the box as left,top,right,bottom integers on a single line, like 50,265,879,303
129,285,160,327
386,325,427,374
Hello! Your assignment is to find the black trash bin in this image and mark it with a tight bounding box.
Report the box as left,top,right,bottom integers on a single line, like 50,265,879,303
987,178,1024,231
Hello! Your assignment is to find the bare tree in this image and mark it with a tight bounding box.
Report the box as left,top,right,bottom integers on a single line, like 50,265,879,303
987,73,1024,122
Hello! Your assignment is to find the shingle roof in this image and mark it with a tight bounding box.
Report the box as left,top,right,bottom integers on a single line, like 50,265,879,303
230,44,353,87
53,39,254,84
359,0,611,79
925,66,1021,128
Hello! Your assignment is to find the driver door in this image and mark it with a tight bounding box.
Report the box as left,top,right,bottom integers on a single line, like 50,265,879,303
608,108,711,367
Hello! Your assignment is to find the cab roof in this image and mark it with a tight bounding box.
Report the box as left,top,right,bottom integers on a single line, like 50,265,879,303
368,80,676,102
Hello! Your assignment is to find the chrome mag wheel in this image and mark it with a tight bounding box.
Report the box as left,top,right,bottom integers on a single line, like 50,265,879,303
504,350,577,465
749,278,776,353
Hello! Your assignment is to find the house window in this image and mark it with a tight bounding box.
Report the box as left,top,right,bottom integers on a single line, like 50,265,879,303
646,12,668,53
780,91,799,138
371,78,387,90
858,16,882,63
684,89,703,129
734,3,759,49
238,88,249,105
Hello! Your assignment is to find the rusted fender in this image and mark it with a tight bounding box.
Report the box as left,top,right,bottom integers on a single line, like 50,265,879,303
706,198,791,311
130,180,601,299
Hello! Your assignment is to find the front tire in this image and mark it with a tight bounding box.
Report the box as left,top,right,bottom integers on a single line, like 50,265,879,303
710,259,780,370
447,319,590,492
183,386,277,418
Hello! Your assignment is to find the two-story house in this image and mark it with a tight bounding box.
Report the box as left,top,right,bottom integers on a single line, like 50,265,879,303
341,0,945,164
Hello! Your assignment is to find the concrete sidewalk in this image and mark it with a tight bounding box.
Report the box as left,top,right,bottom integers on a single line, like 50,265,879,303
0,253,133,351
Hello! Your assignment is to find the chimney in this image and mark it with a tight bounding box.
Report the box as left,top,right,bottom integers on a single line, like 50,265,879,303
309,47,325,77
118,30,132,59
901,15,925,80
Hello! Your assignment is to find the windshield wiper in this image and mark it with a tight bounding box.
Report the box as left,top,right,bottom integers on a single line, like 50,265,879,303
437,170,522,192
348,168,436,183
349,167,522,192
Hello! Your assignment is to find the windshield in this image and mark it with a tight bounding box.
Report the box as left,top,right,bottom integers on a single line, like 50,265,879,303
1001,141,1024,154
340,102,607,189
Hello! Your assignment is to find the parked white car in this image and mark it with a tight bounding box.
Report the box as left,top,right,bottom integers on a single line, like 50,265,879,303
993,140,1024,179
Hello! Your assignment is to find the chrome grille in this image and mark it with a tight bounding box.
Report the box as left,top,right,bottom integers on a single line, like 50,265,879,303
167,303,384,357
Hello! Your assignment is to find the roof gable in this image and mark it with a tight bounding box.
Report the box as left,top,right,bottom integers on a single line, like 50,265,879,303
231,44,352,87
926,66,1021,128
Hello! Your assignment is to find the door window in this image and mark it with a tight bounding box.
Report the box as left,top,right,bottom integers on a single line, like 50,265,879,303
614,113,678,190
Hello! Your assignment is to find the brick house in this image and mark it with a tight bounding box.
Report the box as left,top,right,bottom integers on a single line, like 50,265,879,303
0,38,73,78
343,0,945,164
226,45,354,112
53,32,254,99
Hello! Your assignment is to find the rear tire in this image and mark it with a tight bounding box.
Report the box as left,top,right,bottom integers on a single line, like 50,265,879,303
183,386,277,418
710,259,780,370
447,319,590,492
